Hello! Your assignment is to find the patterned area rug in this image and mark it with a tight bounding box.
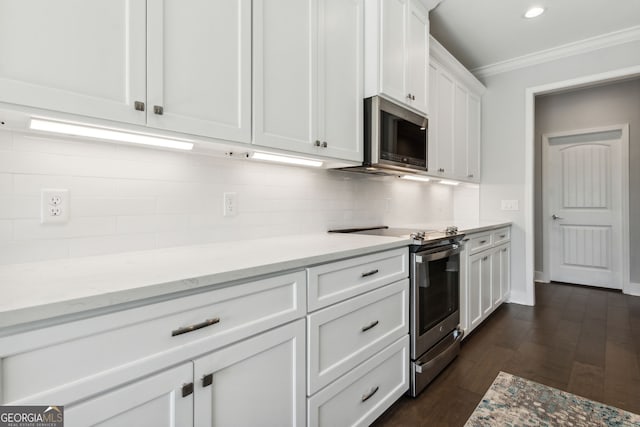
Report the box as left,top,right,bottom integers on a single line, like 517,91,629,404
465,372,640,426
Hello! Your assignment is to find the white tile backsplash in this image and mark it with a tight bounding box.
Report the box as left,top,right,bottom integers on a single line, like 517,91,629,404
0,128,477,265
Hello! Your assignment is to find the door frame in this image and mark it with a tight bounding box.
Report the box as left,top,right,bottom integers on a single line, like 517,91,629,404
524,65,640,303
541,124,630,287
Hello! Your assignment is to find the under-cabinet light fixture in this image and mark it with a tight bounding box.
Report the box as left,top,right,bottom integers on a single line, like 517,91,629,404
524,6,545,18
439,179,460,186
400,175,431,183
250,151,323,167
29,118,194,151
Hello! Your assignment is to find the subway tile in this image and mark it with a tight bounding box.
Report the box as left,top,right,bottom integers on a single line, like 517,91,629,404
0,195,40,219
0,174,13,194
13,217,117,240
12,132,119,158
13,174,73,195
116,214,188,234
69,233,157,258
0,130,13,150
72,197,157,217
0,220,13,241
0,240,70,265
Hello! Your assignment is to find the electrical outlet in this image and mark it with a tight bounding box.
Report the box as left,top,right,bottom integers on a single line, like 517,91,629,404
223,192,237,217
41,189,69,224
501,199,519,211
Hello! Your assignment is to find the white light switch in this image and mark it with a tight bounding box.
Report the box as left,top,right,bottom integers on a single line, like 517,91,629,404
501,200,519,211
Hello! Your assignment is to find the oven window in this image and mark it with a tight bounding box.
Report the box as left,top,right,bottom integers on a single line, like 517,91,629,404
419,254,459,334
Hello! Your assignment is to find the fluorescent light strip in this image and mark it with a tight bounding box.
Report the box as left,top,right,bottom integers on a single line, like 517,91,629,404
439,180,460,186
524,6,545,18
29,118,194,151
250,152,323,167
400,175,431,183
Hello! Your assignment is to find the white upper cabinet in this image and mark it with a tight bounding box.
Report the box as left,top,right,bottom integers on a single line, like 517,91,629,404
0,0,146,125
429,37,485,183
254,0,363,162
147,0,251,143
365,0,429,115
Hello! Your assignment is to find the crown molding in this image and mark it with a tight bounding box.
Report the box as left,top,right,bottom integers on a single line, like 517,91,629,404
472,25,640,79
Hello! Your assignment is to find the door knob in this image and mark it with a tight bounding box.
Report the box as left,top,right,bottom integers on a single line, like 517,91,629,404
552,214,564,220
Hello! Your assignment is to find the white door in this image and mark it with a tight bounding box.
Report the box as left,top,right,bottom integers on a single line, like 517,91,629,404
147,0,251,143
0,0,146,125
193,320,305,427
65,363,193,427
405,0,429,114
316,0,364,162
544,127,627,289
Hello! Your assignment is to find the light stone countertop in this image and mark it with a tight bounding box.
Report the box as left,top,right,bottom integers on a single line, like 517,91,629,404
390,221,512,235
0,221,511,332
0,233,411,330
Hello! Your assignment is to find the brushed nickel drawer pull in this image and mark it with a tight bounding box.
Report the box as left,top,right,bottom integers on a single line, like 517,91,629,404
482,256,489,261
361,320,379,332
499,234,506,238
479,240,487,244
462,238,470,242
361,269,379,278
172,317,220,337
361,386,379,402
182,382,194,397
202,373,213,388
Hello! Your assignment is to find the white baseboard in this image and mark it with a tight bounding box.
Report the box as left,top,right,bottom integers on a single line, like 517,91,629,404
625,282,640,296
534,271,549,283
506,290,534,306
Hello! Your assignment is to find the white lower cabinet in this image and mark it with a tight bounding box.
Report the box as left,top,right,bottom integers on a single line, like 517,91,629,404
65,362,193,427
461,227,511,336
194,320,306,427
308,335,409,427
306,248,410,427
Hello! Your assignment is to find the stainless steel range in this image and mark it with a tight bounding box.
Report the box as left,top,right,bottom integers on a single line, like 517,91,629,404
330,226,464,397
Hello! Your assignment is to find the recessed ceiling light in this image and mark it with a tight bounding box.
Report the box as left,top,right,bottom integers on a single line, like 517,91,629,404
524,6,545,19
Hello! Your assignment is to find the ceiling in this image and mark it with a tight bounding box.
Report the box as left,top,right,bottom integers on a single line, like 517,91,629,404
429,0,640,72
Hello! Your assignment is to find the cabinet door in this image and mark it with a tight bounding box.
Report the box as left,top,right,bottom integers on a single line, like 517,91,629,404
406,0,429,114
491,247,502,307
481,252,493,317
458,244,469,336
452,84,469,180
379,0,408,103
147,0,251,143
316,0,364,162
253,0,313,153
65,363,193,427
467,253,482,331
0,0,146,125
193,320,305,427
427,62,439,174
467,93,481,182
499,244,511,303
435,69,455,176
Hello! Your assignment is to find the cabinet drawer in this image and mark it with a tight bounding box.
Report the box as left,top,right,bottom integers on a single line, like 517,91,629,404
492,227,510,245
308,335,409,427
307,248,408,312
307,279,408,395
466,232,492,255
0,271,306,405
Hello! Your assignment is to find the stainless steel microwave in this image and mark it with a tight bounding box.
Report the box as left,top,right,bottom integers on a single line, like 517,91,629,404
341,96,428,175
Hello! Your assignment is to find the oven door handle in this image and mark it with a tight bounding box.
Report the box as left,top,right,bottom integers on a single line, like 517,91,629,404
415,328,464,374
416,246,460,263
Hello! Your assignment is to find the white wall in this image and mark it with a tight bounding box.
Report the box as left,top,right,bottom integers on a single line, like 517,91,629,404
480,39,640,304
534,78,640,283
0,128,458,265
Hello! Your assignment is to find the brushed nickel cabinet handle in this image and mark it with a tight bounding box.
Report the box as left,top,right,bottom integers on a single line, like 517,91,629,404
134,101,145,111
462,238,470,242
361,269,379,278
154,105,164,115
172,317,220,337
482,256,489,261
499,234,506,238
182,383,194,397
479,240,487,244
322,141,328,148
361,320,379,332
314,140,321,147
361,386,379,402
202,373,213,388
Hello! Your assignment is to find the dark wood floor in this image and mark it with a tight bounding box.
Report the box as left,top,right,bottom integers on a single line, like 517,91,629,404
372,282,640,426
